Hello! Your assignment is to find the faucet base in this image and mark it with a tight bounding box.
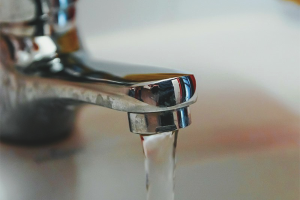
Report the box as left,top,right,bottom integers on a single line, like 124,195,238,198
0,99,80,146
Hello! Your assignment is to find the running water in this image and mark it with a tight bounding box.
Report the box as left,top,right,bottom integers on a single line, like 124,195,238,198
140,130,178,200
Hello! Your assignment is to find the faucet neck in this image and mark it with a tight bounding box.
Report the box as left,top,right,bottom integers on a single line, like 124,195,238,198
0,0,83,67
0,0,78,36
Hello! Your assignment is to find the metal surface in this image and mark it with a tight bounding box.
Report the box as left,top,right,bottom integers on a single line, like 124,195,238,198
0,0,197,144
128,107,191,134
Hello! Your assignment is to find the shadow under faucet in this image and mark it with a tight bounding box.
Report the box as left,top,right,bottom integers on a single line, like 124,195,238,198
0,0,197,145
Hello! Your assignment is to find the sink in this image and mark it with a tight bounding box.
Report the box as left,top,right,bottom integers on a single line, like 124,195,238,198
0,75,298,200
0,5,299,200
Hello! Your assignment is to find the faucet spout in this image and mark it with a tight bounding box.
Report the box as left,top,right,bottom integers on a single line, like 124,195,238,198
0,0,197,145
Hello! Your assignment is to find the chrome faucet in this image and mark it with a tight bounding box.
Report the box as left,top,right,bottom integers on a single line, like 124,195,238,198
0,0,197,145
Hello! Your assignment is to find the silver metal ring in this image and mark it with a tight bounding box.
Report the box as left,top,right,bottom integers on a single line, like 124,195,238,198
128,106,191,134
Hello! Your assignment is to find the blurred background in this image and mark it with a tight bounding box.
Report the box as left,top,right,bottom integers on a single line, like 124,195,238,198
78,0,300,113
0,0,299,200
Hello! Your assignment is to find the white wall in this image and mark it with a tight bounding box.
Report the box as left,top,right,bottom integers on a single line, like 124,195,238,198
77,0,294,37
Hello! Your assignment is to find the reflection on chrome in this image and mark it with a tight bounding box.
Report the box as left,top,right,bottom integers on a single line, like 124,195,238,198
128,75,196,107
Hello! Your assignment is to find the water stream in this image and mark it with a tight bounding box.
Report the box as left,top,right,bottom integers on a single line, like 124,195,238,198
140,130,178,200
